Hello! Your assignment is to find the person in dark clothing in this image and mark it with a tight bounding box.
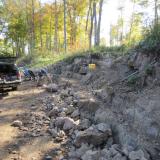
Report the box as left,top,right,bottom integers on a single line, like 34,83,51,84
37,69,48,77
19,67,36,81
36,68,52,86
28,69,36,80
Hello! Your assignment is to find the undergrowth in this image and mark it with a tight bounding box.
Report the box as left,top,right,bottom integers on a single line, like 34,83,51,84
17,45,128,68
136,23,160,55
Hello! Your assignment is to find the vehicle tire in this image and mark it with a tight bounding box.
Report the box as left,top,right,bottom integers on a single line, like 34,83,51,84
12,86,18,91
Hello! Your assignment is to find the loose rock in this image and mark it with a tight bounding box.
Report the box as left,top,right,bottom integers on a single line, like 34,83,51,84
63,117,77,131
71,109,80,118
66,105,75,115
55,117,77,131
11,120,23,128
78,119,91,130
45,83,58,92
49,128,58,138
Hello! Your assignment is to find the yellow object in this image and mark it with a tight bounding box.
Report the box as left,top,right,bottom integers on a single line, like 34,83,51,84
89,64,96,70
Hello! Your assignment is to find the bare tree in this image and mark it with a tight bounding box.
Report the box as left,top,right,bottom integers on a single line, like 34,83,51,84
97,0,104,46
86,0,92,32
39,0,43,50
46,32,49,50
49,3,53,51
25,0,31,54
89,5,94,49
63,0,67,53
68,1,77,46
154,0,158,26
54,0,58,52
118,4,124,45
109,24,113,46
31,0,35,52
93,1,97,46
129,0,136,45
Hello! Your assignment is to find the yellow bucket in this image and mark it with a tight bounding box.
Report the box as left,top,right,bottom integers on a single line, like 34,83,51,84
89,64,96,70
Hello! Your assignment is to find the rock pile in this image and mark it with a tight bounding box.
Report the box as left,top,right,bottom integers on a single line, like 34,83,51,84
11,53,160,159
14,112,50,137
32,84,152,159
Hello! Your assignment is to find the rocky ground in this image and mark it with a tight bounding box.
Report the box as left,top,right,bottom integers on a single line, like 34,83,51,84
0,52,160,160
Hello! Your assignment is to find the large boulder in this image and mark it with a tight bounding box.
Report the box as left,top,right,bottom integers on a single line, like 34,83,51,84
128,52,151,71
45,83,58,92
129,149,150,160
135,53,151,71
68,143,93,159
94,108,112,123
74,123,112,147
55,117,77,131
63,117,77,131
78,119,91,130
81,147,127,160
81,150,100,160
78,98,100,113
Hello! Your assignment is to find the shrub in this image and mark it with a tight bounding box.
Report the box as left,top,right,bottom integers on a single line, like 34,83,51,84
145,65,154,76
136,23,160,55
127,74,140,86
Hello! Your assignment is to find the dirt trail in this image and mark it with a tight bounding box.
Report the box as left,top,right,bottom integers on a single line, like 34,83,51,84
0,82,58,160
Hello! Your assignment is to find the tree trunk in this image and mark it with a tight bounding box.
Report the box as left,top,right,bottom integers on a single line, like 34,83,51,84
25,0,31,54
110,24,113,46
49,4,53,51
120,7,124,45
63,0,67,53
89,5,94,49
97,0,104,46
31,0,35,52
73,2,77,46
54,0,58,52
39,0,43,50
68,9,72,44
46,32,49,50
11,38,16,56
154,0,158,26
93,2,97,46
68,1,77,47
129,0,136,45
86,0,91,32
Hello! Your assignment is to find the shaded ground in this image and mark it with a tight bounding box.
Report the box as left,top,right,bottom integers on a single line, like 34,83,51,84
0,82,59,160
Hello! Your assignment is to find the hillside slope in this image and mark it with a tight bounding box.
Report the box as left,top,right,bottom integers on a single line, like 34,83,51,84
46,52,160,159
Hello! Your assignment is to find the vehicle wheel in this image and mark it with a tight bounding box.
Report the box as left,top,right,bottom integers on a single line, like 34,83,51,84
12,86,18,91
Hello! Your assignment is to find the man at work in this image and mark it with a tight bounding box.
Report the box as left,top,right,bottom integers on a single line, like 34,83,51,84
36,68,52,86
